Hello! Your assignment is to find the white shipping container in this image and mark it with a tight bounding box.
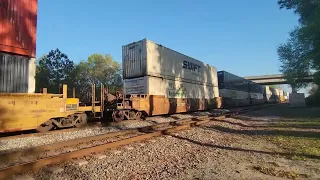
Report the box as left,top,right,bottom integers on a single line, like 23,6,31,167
264,86,272,95
219,89,249,99
122,39,218,86
124,76,219,99
275,88,280,96
279,89,284,96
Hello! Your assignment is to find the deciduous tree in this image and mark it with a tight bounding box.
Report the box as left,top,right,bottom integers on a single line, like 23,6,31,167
74,53,122,103
35,49,75,94
277,0,320,89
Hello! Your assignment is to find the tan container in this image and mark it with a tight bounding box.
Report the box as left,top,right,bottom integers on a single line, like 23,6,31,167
122,39,218,86
124,76,219,99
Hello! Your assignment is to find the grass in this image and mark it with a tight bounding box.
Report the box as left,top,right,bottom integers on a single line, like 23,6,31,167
272,118,320,129
266,117,320,160
270,136,320,160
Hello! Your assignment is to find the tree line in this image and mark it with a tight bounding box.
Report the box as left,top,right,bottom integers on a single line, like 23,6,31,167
35,48,122,103
277,0,320,105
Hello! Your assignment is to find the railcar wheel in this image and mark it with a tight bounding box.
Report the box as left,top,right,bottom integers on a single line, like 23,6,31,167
112,111,124,122
128,111,137,120
36,119,54,132
135,112,142,120
75,113,88,128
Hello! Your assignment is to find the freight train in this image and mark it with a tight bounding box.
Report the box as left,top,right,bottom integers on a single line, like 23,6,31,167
0,39,288,133
217,71,283,107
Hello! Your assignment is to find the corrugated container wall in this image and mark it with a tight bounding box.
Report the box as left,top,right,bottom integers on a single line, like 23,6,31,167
0,0,38,57
124,76,219,99
123,39,218,86
0,52,35,93
217,71,250,92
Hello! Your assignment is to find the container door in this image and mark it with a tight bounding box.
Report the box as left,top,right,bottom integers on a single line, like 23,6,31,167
122,40,146,78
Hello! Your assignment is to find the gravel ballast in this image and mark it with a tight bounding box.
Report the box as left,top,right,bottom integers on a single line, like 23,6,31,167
0,111,211,152
10,104,320,180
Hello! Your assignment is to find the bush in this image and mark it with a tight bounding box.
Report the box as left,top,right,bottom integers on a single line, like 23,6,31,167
306,89,320,106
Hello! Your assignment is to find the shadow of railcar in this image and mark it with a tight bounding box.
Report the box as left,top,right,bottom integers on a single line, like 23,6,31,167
201,124,320,139
170,134,320,160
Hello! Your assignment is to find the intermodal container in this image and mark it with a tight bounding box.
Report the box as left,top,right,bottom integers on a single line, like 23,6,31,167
0,52,35,93
0,0,38,57
123,76,219,99
264,85,272,100
122,39,218,86
217,71,250,92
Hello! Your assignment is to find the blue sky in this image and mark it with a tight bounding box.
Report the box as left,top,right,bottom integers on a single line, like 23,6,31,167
36,0,301,93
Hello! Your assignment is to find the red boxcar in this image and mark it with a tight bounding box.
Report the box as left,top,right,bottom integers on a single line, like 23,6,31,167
0,0,38,58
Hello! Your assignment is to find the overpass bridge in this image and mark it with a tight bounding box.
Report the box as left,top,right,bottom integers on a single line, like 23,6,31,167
244,74,313,85
244,74,314,93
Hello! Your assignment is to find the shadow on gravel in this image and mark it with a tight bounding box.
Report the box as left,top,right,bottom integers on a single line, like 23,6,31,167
201,125,320,139
170,135,320,160
210,119,320,130
237,104,320,120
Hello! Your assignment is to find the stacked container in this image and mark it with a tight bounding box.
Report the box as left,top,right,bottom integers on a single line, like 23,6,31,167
279,89,285,102
122,39,219,99
0,0,38,93
122,39,220,113
264,86,273,103
217,71,250,106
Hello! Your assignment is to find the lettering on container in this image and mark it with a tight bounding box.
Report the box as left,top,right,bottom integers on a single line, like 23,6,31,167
182,61,201,73
167,84,187,98
168,90,186,98
8,101,15,105
126,86,145,94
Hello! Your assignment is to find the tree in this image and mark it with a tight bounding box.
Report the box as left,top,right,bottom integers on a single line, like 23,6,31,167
277,0,320,89
35,49,76,94
74,53,122,103
278,28,313,89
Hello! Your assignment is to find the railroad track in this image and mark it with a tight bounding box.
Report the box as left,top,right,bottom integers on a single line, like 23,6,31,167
0,104,275,179
0,121,103,140
0,103,279,140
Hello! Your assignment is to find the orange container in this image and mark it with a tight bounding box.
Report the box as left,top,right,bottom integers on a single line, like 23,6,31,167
0,0,38,58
